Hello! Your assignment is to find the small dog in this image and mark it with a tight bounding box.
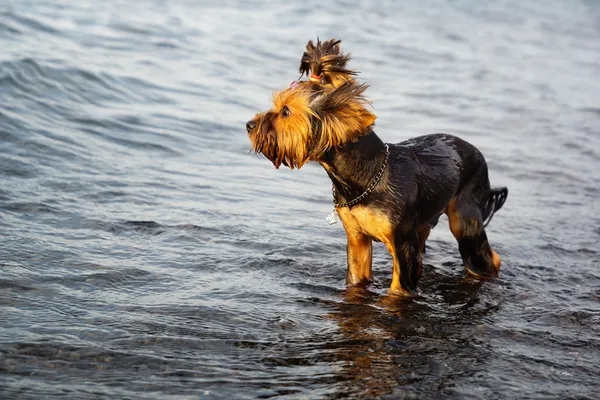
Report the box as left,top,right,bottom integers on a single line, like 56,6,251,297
246,39,508,295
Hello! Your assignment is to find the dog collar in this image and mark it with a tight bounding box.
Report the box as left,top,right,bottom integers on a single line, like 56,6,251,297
332,143,390,208
327,144,390,225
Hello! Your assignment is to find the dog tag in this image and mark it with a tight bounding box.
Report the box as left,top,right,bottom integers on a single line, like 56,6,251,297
326,210,338,225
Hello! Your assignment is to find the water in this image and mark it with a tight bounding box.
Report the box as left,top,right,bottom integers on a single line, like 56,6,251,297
1,0,599,398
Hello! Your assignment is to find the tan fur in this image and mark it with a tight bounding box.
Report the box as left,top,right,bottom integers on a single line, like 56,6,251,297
314,97,376,156
336,205,393,241
248,81,375,169
270,88,316,168
447,198,501,277
491,249,501,273
345,232,373,285
446,198,464,240
336,206,409,295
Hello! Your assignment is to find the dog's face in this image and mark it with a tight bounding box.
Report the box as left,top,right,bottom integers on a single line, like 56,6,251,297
246,81,376,169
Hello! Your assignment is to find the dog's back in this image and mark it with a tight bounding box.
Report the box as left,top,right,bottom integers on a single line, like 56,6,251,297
389,133,507,228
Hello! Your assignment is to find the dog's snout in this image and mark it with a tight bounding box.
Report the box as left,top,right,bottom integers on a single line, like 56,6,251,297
246,120,257,132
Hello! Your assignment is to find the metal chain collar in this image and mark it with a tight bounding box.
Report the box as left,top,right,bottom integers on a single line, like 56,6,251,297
332,144,390,208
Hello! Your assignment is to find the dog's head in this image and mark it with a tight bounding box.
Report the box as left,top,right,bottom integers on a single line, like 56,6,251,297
246,80,376,169
246,40,375,169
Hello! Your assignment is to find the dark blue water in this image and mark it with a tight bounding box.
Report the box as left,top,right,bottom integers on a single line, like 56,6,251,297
1,0,599,398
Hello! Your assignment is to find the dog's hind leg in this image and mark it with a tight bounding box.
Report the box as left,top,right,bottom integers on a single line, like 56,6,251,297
417,224,431,257
345,231,373,285
447,198,501,277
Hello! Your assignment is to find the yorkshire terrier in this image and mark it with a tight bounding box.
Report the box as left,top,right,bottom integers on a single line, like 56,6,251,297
246,39,508,295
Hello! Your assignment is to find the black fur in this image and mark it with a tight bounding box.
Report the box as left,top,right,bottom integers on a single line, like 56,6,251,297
322,131,506,227
319,130,507,291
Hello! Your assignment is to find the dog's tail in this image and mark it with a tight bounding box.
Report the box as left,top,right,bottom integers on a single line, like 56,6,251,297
481,187,508,228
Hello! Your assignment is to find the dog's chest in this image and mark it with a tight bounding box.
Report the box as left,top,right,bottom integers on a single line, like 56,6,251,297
336,206,394,243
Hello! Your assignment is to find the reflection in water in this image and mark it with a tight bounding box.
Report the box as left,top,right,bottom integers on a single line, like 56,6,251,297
329,265,499,398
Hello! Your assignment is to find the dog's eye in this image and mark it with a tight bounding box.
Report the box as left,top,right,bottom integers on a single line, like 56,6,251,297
281,106,291,118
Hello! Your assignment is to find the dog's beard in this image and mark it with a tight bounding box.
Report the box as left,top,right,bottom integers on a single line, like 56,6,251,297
261,140,288,169
249,115,316,169
250,128,289,169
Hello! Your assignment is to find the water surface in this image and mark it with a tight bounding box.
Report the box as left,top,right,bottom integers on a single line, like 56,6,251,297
1,0,599,398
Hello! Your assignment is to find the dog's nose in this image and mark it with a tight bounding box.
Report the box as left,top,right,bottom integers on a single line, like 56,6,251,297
246,120,256,132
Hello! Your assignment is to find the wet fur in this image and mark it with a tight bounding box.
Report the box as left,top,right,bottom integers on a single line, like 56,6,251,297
247,39,508,294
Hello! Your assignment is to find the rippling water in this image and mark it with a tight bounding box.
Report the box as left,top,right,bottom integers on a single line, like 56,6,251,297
1,0,599,398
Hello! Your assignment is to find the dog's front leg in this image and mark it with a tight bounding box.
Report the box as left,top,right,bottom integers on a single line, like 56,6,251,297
385,230,421,295
345,231,373,286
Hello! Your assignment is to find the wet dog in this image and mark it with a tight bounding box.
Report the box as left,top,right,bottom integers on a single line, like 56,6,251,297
246,39,507,295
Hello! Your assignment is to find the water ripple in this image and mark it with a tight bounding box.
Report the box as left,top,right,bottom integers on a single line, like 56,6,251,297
1,0,600,399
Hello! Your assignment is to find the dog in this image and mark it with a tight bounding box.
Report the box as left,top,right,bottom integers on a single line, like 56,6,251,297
246,39,508,295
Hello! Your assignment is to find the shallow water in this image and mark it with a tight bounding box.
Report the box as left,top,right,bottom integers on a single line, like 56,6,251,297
1,0,600,398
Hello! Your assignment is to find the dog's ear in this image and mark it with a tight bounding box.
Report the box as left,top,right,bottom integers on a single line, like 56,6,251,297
299,38,356,87
310,81,376,153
